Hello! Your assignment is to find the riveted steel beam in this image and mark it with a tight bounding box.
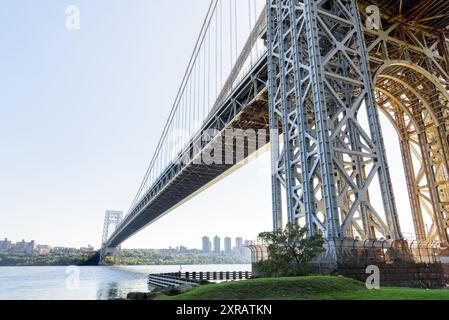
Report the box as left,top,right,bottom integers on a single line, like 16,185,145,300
266,0,402,247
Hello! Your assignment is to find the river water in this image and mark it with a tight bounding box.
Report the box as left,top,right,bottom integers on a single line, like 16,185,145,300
0,264,251,300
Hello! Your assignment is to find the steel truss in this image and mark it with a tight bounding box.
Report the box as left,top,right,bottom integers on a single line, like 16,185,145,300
100,210,123,262
363,4,449,245
106,57,269,248
103,1,449,254
266,0,402,247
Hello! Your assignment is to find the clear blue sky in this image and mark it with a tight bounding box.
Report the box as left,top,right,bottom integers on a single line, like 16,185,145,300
0,0,414,250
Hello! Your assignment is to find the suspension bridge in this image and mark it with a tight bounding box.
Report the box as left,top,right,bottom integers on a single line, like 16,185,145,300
100,0,449,266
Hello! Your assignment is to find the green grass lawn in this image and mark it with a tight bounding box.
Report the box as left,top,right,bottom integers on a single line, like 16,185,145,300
154,276,449,300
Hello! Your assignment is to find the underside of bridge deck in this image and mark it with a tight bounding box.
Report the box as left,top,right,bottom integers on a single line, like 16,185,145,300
107,58,269,247
104,0,449,262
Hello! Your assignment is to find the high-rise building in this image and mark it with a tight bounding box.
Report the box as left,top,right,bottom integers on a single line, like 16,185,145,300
213,236,221,254
80,245,94,253
224,237,232,254
202,236,210,253
27,240,36,254
235,237,243,254
0,238,12,251
15,239,26,251
14,239,35,254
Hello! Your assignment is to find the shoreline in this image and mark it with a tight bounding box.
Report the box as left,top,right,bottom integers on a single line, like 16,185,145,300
0,263,252,267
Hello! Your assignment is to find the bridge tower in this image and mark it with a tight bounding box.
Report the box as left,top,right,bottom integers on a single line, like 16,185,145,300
100,210,123,264
364,2,449,248
266,0,449,262
266,0,402,260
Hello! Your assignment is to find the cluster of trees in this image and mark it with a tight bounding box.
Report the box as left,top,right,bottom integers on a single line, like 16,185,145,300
0,249,250,266
0,227,323,271
0,252,99,266
114,249,250,265
256,224,325,277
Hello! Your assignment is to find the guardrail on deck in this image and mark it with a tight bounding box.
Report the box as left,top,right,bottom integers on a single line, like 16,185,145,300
148,271,252,288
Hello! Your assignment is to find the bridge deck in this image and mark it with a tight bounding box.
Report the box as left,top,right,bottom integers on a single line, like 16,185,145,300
107,56,268,247
106,0,449,248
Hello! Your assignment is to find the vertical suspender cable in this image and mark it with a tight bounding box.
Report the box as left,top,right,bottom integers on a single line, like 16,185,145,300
128,0,218,211
220,0,223,89
234,0,238,62
204,34,207,121
208,22,211,118
229,0,233,70
215,10,218,101
254,0,258,55
248,0,253,65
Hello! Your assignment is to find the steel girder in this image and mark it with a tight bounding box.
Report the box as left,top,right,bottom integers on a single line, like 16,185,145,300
376,89,439,241
100,210,123,262
106,56,269,248
363,4,449,245
375,75,449,245
266,0,402,245
104,1,449,250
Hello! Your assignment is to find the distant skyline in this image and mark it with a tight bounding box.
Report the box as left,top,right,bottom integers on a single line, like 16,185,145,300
1,1,415,250
0,234,249,251
0,236,94,250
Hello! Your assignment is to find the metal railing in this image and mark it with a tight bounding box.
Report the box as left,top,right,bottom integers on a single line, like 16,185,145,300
332,238,441,265
148,271,252,288
247,238,442,266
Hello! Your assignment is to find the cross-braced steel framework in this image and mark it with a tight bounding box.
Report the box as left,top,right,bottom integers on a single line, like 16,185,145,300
100,210,123,262
360,1,449,246
103,1,449,260
267,0,402,243
267,0,449,254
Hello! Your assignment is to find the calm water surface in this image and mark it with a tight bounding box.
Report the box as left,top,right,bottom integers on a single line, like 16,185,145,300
0,264,251,300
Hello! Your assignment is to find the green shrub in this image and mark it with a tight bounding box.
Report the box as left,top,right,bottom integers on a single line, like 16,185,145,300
257,224,324,277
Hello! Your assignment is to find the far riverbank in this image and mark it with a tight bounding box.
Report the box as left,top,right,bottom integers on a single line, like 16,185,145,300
0,249,250,266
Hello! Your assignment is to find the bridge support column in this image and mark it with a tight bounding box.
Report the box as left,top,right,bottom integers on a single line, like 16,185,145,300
439,33,449,77
100,247,121,265
395,110,426,241
100,210,123,265
266,0,402,259
413,111,448,245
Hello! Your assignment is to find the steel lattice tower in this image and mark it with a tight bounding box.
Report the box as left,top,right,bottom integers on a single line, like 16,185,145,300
101,1,449,263
100,210,123,263
266,0,449,255
363,1,449,247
